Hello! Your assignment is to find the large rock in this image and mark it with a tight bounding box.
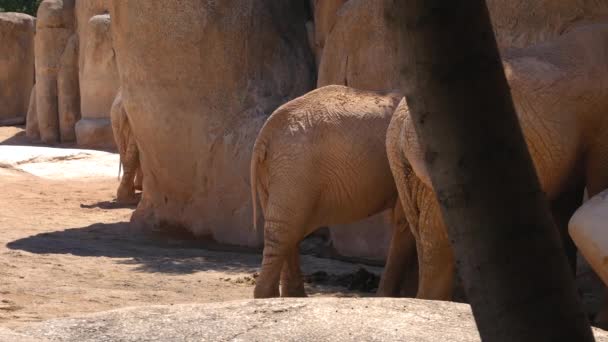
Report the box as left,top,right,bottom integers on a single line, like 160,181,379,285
487,0,608,49
25,85,38,138
570,189,608,286
318,0,405,92
317,0,405,260
311,0,348,67
75,13,119,149
74,0,111,71
109,1,315,246
0,13,36,126
35,0,75,143
6,298,608,341
57,34,80,142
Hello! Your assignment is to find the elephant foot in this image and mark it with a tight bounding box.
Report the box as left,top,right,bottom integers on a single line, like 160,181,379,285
116,188,139,205
253,283,280,299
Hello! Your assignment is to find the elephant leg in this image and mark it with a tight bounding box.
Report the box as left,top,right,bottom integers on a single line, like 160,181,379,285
550,180,584,276
378,203,418,297
116,135,140,204
416,198,455,301
280,245,307,297
134,167,144,191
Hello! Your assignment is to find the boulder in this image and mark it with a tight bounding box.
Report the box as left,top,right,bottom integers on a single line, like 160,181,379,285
109,1,315,246
0,13,36,126
7,298,608,341
311,0,348,67
25,85,39,139
570,189,608,286
487,0,608,49
35,0,75,143
75,13,118,148
74,0,111,71
58,34,80,142
318,0,406,91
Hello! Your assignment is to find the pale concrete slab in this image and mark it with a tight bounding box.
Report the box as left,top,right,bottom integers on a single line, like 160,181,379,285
0,145,119,179
5,298,608,342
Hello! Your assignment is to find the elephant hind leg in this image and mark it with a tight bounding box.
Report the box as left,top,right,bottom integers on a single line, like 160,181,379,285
280,246,307,297
254,213,307,298
378,203,418,297
415,195,455,301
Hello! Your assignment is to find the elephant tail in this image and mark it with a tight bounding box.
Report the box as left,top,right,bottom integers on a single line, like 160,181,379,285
250,140,266,232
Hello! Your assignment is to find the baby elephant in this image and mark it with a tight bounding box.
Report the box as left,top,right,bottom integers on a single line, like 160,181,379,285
251,85,410,298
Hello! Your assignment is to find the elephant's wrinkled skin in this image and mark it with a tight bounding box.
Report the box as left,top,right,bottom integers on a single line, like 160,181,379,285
110,91,143,205
387,24,608,300
251,85,413,298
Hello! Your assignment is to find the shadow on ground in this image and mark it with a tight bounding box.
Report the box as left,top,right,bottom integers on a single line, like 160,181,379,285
7,222,261,275
6,221,381,295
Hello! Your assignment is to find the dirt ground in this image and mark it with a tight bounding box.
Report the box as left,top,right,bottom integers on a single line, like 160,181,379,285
0,125,605,330
0,126,383,329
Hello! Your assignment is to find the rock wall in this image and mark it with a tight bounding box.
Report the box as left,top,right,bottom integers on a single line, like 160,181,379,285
310,0,348,67
109,0,315,246
487,0,608,49
28,0,116,147
34,0,75,143
0,13,36,126
75,13,119,148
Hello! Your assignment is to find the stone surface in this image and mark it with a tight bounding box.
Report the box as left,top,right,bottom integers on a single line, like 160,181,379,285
35,0,75,143
0,145,118,179
570,189,608,287
58,34,80,142
0,13,36,125
78,14,118,120
25,85,39,139
75,13,118,148
330,211,393,261
74,0,111,72
311,0,347,67
487,0,608,49
75,117,114,149
109,1,315,246
5,298,608,341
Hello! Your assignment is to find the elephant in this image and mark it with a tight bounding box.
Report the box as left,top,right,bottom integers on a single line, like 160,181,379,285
110,91,143,205
385,23,608,301
250,85,416,298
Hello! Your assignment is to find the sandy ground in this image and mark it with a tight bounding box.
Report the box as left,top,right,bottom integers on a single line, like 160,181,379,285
0,125,605,330
0,126,381,329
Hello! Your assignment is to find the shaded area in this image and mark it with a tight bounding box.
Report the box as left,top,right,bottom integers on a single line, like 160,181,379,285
80,197,140,210
6,222,261,275
6,221,383,295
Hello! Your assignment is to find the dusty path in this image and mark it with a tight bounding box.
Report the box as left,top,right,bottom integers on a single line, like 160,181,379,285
0,126,379,329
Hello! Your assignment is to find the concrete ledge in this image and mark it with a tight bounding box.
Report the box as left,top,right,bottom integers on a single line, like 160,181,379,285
8,298,608,341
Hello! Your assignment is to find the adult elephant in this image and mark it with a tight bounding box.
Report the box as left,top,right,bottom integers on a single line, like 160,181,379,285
386,24,608,300
110,91,143,205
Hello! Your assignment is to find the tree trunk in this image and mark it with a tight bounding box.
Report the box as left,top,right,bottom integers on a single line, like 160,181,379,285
392,0,594,341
